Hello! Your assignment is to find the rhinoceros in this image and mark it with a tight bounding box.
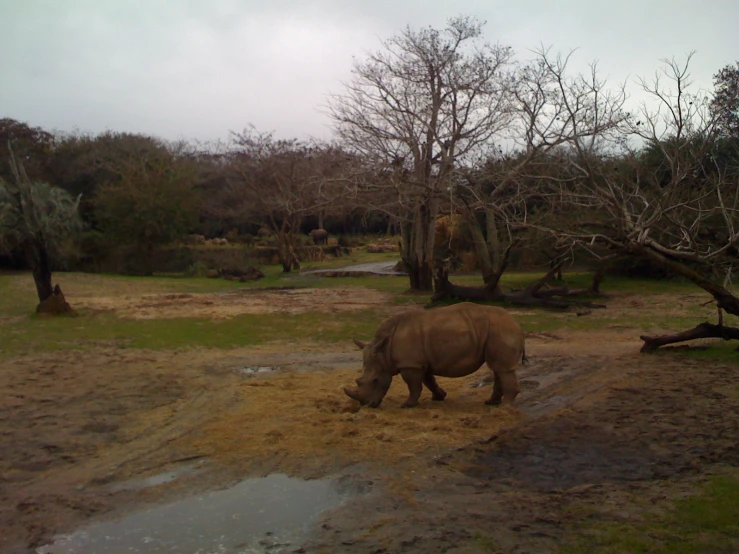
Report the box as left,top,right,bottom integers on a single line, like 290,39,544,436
344,302,525,409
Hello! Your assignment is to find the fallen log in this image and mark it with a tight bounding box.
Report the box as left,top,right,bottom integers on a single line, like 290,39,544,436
640,322,739,352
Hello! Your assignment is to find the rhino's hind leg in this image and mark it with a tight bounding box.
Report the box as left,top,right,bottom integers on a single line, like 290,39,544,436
486,370,520,405
400,369,423,408
423,373,447,401
485,372,503,406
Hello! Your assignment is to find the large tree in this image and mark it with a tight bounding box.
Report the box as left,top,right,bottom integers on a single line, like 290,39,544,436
0,148,81,305
516,54,739,348
435,48,627,305
329,16,514,290
93,135,200,275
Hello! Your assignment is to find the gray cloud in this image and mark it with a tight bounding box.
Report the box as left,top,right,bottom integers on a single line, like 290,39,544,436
1,0,737,142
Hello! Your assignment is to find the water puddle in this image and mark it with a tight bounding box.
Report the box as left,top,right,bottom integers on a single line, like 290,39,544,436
237,366,279,375
39,474,348,553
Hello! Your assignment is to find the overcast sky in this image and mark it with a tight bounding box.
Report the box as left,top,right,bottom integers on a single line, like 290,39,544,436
2,0,737,143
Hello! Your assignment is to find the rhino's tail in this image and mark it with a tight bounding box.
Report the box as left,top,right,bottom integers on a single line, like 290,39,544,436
521,345,528,364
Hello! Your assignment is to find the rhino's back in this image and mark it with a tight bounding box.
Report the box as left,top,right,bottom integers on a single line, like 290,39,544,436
388,303,522,376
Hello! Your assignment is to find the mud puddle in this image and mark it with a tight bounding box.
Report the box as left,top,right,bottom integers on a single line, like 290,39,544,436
39,474,349,554
463,418,668,491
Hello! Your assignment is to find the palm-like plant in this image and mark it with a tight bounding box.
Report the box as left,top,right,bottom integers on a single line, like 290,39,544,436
0,146,82,304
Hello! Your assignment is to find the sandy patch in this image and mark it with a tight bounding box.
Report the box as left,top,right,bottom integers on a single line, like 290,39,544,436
72,287,392,319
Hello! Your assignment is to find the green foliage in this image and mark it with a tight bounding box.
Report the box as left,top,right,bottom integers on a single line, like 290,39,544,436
712,61,739,138
0,178,82,256
0,118,54,183
184,261,211,277
93,139,200,270
0,148,82,297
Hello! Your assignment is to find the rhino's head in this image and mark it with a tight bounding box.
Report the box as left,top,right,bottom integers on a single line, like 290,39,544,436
343,336,393,408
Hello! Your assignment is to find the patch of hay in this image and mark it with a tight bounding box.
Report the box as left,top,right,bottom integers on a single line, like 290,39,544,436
181,369,521,472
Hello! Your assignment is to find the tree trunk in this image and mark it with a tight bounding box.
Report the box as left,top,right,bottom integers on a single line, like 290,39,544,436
466,211,495,283
408,260,434,290
400,200,438,291
145,241,156,276
615,246,739,351
637,246,739,316
277,231,301,273
30,243,53,303
485,206,501,274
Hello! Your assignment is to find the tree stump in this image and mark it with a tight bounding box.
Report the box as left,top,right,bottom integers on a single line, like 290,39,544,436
36,285,78,316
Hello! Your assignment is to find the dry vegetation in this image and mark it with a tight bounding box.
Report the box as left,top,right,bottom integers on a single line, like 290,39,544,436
183,370,521,474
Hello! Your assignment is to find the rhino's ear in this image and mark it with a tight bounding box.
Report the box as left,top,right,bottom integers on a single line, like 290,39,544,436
371,335,390,355
353,338,367,350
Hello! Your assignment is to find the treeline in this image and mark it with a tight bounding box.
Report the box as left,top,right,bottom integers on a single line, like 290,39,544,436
2,15,739,302
0,120,395,275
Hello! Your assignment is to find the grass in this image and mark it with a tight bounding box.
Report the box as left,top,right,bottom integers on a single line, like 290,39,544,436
0,308,384,356
2,261,737,357
563,472,739,553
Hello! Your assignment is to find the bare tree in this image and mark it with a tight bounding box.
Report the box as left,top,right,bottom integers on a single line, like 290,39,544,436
230,129,354,272
522,54,739,348
328,16,515,290
435,48,627,306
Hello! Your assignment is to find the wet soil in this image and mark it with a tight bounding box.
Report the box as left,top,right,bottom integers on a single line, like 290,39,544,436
1,287,738,553
303,351,739,553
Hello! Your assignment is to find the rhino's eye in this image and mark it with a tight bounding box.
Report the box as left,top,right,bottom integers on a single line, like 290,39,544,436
372,378,379,384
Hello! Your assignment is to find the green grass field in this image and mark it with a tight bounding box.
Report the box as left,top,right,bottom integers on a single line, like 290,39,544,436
2,258,737,357
0,252,736,358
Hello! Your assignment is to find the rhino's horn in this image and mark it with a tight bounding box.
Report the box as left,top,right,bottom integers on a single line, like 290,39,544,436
353,338,367,350
343,387,362,402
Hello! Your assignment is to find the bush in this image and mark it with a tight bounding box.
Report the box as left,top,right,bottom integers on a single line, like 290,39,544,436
338,235,364,248
184,261,211,277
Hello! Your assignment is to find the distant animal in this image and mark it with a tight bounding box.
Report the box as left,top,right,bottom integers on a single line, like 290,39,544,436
344,302,525,409
310,228,329,245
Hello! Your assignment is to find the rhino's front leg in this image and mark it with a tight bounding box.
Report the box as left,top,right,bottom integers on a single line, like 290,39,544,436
400,369,423,408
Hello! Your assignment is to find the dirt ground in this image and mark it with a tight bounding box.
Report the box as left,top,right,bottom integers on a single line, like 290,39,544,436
1,286,738,553
72,285,393,318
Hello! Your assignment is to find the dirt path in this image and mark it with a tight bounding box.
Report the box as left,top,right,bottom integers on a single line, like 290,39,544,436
1,287,738,552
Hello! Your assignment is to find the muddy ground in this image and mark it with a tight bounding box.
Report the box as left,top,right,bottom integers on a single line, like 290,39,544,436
1,286,738,553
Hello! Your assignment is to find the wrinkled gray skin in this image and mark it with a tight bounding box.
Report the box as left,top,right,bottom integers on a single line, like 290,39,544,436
344,302,525,409
310,228,329,245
